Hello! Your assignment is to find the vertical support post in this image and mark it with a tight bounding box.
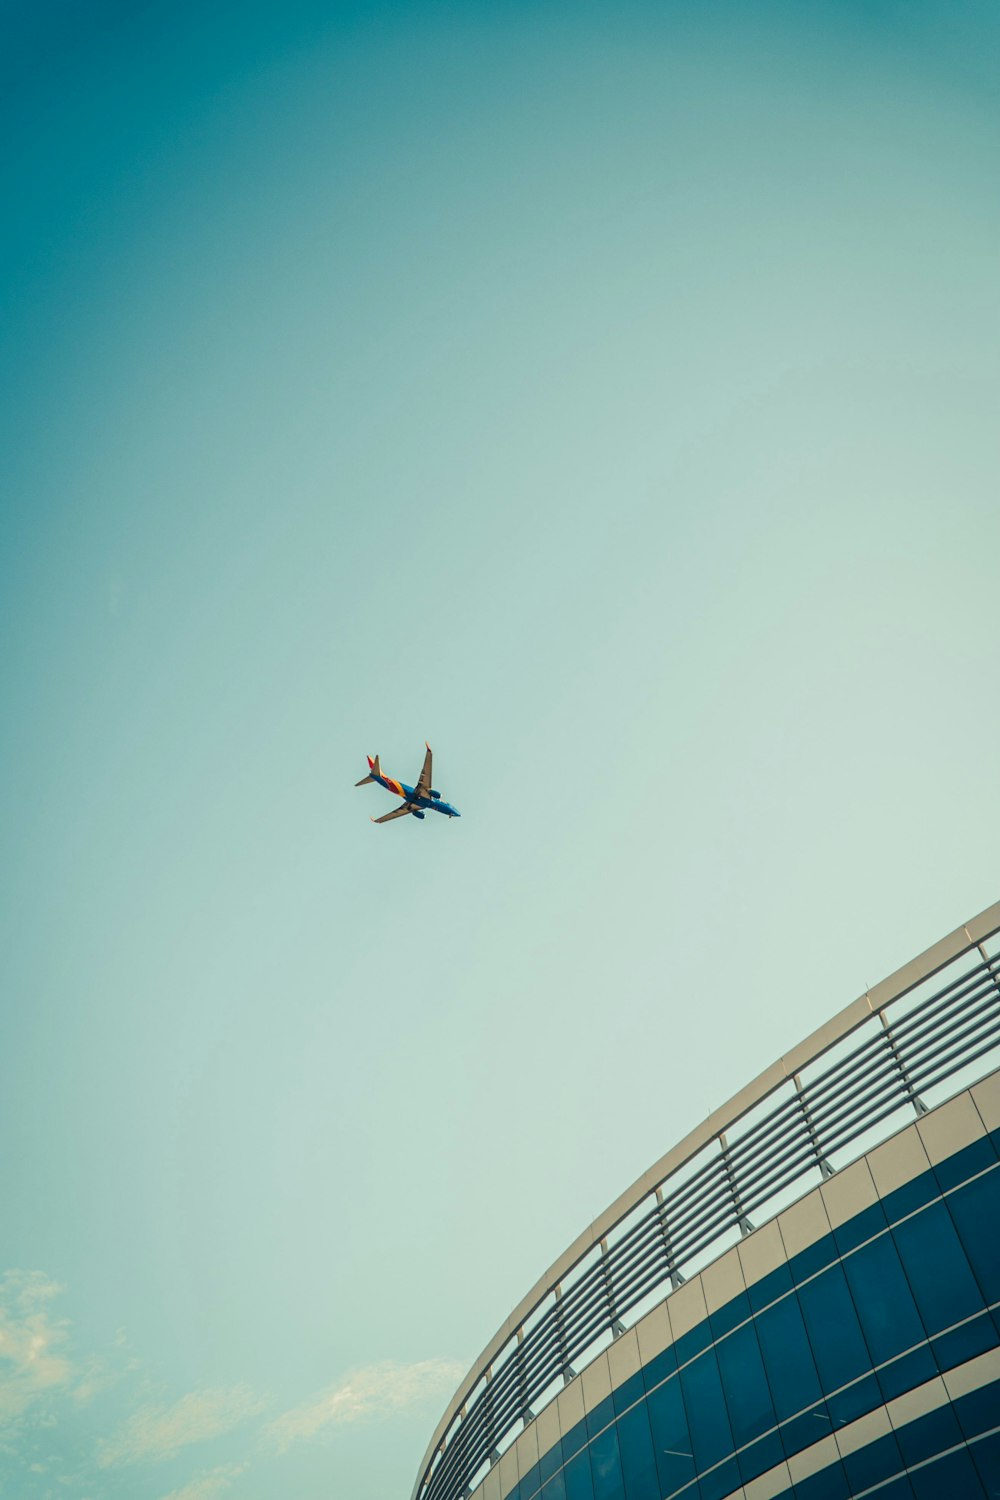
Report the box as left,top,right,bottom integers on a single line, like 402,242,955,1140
881,1010,927,1115
516,1328,534,1424
794,1073,834,1178
655,1185,685,1289
719,1132,754,1236
600,1238,625,1337
554,1284,576,1383
484,1366,500,1465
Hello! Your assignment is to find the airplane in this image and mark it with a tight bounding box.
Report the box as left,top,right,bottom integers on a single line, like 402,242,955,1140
355,744,461,824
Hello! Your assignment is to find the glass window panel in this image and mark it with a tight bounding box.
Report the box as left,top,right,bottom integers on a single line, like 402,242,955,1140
737,1429,783,1486
645,1377,696,1498
587,1396,615,1440
612,1372,645,1418
842,1232,926,1366
875,1342,938,1405
540,1471,567,1500
754,1292,822,1420
779,1402,833,1462
616,1403,659,1500
892,1201,985,1334
589,1424,626,1500
699,1455,740,1500
562,1418,588,1463
709,1290,749,1339
930,1310,996,1372
795,1265,872,1394
908,1447,987,1500
564,1450,594,1500
892,1402,963,1467
641,1345,676,1396
747,1262,792,1314
540,1440,563,1484
971,1430,1000,1498
953,1376,1000,1443
839,1430,905,1493
946,1168,1000,1304
933,1135,997,1193
679,1349,734,1474
715,1322,776,1447
832,1200,887,1256
825,1371,880,1430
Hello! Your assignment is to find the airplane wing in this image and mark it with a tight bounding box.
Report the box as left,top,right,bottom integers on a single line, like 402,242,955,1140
413,742,433,798
371,804,413,825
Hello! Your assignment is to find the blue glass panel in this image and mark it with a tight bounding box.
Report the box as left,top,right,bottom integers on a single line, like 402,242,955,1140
698,1455,739,1500
540,1470,567,1500
880,1168,940,1224
839,1430,904,1492
796,1264,872,1394
788,1230,838,1285
908,1446,987,1500
971,1429,1000,1497
892,1201,984,1334
614,1374,644,1416
540,1438,564,1484
587,1396,615,1440
564,1449,595,1500
875,1342,938,1404
932,1134,997,1192
825,1370,880,1429
947,1168,1000,1304
679,1350,734,1474
793,1457,850,1500
641,1344,676,1394
616,1402,659,1500
779,1401,832,1460
562,1417,588,1462
832,1199,886,1256
612,1372,644,1418
870,1478,915,1500
589,1424,625,1500
645,1376,696,1498
953,1377,1000,1442
747,1261,792,1313
673,1319,712,1367
842,1232,926,1366
737,1428,783,1485
520,1461,540,1500
892,1401,963,1467
754,1291,822,1420
709,1289,749,1339
930,1310,996,1372
715,1322,776,1446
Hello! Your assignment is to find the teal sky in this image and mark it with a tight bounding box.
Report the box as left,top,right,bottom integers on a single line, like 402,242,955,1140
2,3,999,1498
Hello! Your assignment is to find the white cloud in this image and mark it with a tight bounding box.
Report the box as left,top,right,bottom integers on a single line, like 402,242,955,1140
268,1358,466,1451
0,1271,75,1440
97,1387,264,1468
157,1461,248,1500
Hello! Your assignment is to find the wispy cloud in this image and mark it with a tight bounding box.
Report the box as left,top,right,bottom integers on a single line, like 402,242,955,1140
157,1461,248,1500
98,1387,264,1468
268,1358,466,1452
0,1271,75,1441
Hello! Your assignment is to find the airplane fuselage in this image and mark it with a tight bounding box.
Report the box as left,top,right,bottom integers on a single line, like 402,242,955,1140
373,773,461,818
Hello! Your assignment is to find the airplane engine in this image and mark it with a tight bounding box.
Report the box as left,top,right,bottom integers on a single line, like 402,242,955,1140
412,809,426,819
429,790,441,799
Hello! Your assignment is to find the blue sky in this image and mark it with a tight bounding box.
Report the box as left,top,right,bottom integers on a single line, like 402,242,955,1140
2,3,999,1498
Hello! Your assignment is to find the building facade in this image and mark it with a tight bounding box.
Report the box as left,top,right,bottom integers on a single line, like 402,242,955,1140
413,903,1000,1500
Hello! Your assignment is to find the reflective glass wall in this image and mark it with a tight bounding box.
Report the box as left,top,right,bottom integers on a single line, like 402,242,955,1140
482,1078,1000,1500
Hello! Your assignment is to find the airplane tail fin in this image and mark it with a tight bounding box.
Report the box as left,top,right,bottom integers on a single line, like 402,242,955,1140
355,754,381,787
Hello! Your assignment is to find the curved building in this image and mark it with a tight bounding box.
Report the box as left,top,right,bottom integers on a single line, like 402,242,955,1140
413,902,1000,1500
